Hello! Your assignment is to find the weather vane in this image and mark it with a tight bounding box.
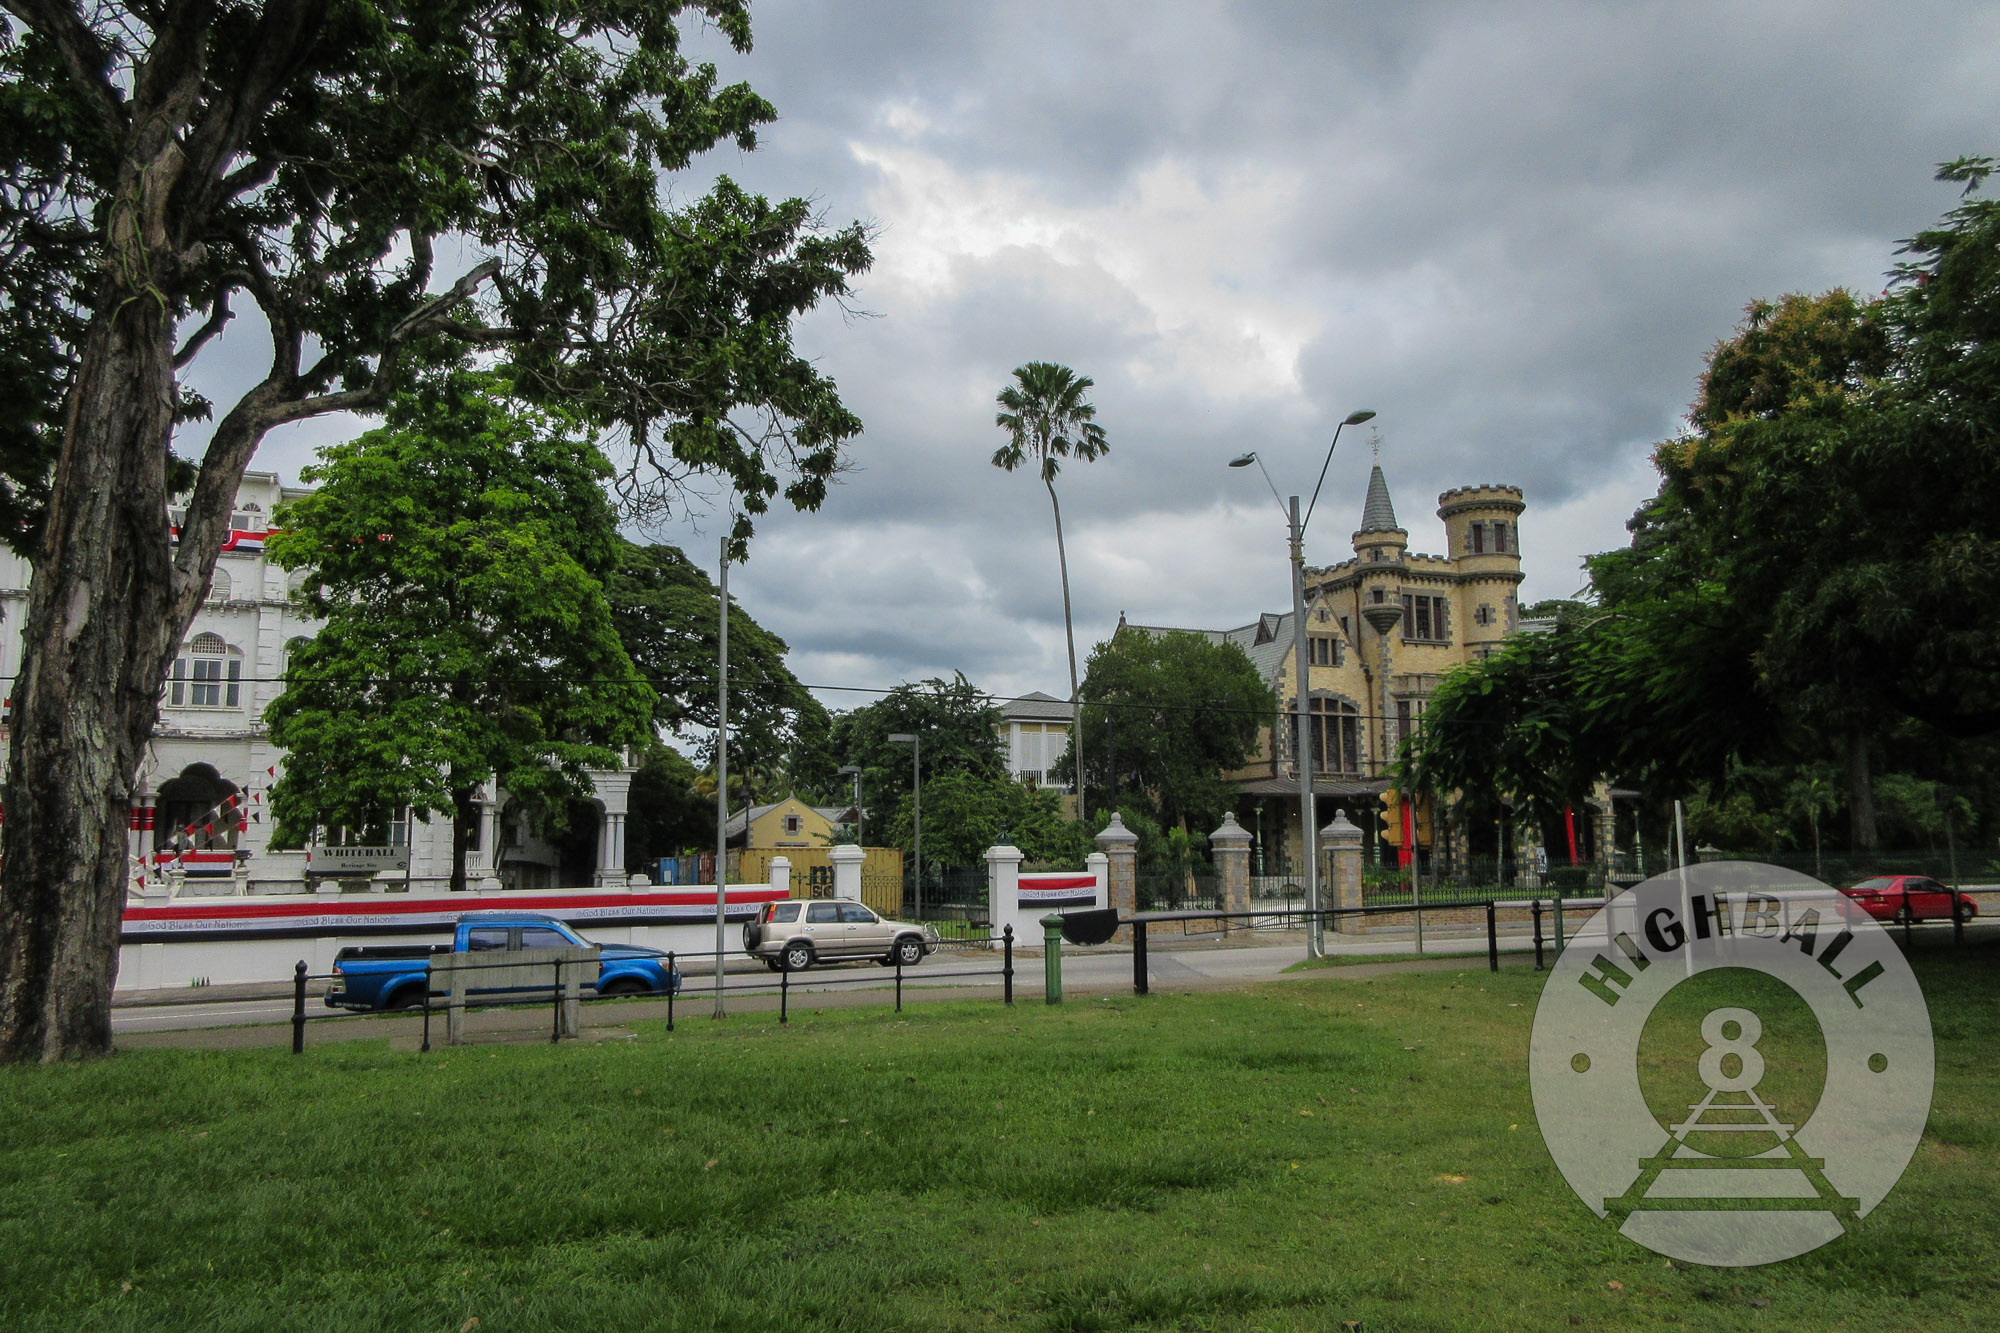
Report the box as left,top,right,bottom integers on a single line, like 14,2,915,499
1369,425,1383,459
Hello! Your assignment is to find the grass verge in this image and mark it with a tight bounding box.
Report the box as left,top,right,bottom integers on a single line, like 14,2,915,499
3,945,1995,1331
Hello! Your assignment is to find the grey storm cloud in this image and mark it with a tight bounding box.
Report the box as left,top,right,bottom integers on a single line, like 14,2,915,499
236,0,2000,707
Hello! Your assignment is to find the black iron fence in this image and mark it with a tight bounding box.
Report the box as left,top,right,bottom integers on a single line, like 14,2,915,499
279,931,1018,1055
1137,871,1220,913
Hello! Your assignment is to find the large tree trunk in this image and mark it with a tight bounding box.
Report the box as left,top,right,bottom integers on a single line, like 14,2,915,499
1845,729,1878,854
450,783,481,894
0,292,187,1061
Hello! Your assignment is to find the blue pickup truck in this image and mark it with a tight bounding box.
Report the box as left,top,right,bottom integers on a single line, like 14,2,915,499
325,912,682,1011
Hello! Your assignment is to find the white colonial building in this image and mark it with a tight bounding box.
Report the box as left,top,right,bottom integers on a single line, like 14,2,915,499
998,691,1073,791
0,470,636,896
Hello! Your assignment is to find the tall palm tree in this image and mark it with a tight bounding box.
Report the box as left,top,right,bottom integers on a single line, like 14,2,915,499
994,361,1109,818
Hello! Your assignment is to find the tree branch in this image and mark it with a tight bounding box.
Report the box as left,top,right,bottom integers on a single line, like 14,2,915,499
177,2,329,229
171,284,235,367
3,1,128,142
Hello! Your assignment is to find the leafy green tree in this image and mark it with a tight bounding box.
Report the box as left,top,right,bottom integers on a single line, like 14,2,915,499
0,2,869,1060
831,674,1008,839
1396,620,1612,850
994,362,1110,815
604,539,827,794
1406,160,2000,860
265,377,654,893
1070,628,1274,835
879,772,1091,871
625,743,714,874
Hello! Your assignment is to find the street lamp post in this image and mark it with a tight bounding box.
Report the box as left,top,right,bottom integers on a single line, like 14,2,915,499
1228,409,1375,959
837,764,863,846
887,733,921,920
713,534,731,1019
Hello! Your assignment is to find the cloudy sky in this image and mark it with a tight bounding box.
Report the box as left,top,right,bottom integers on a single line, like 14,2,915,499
250,0,2000,710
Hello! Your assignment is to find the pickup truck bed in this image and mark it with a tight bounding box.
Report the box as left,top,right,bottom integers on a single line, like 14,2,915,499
335,943,451,962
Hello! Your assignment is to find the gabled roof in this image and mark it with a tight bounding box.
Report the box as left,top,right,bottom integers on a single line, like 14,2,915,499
723,797,845,839
1000,691,1075,722
1359,464,1402,533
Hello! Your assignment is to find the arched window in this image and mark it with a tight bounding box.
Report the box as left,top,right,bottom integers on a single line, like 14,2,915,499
205,569,231,603
168,635,242,708
285,567,310,597
1296,697,1361,776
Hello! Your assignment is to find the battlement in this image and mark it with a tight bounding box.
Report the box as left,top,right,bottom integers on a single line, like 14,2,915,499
1437,484,1525,519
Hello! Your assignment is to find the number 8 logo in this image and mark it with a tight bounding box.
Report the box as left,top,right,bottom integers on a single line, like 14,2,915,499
1697,1007,1765,1093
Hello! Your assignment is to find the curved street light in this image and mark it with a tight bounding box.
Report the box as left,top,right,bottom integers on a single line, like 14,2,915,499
1227,407,1376,959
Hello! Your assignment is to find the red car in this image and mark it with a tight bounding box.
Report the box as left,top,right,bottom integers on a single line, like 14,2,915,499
1839,875,1978,925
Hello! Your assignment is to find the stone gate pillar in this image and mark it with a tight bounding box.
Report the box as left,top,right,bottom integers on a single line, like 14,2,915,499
1323,810,1365,934
1096,813,1140,942
1210,812,1252,921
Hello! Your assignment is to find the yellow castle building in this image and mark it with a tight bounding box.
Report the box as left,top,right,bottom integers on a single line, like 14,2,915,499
1121,466,1532,876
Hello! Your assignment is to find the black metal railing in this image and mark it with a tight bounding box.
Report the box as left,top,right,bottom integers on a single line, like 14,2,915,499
279,929,1019,1055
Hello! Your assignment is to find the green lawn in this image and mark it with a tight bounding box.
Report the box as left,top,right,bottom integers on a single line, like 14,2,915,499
3,947,1996,1332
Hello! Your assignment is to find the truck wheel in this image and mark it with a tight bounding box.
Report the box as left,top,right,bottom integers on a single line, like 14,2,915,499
385,984,426,1012
894,936,925,967
782,942,814,972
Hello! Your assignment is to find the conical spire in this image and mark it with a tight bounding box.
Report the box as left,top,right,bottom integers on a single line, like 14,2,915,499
1359,465,1401,532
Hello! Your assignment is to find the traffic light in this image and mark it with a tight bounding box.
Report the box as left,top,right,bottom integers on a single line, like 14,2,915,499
1413,795,1435,848
1379,788,1404,847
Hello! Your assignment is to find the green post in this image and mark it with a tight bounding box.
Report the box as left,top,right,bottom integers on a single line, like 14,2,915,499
1040,913,1064,1005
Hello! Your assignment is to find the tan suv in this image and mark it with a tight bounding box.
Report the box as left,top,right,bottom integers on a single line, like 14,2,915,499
742,899,940,971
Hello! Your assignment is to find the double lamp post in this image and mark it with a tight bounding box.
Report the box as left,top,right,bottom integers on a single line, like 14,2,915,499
1229,408,1375,959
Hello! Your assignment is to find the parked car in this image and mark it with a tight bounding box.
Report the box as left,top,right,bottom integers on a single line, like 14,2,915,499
325,912,682,1011
741,898,939,971
1838,875,1978,926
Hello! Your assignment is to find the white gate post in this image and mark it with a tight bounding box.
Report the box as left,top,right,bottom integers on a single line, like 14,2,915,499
768,855,791,900
985,842,1023,947
829,843,864,901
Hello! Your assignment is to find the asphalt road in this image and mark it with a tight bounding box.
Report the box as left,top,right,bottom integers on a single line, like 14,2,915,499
112,914,1990,1044
108,926,1528,1039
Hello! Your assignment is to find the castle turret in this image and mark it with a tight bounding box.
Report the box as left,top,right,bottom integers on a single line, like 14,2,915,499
1437,484,1525,648
1351,464,1408,567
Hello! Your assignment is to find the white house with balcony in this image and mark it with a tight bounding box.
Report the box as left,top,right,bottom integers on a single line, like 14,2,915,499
998,691,1074,790
0,470,636,895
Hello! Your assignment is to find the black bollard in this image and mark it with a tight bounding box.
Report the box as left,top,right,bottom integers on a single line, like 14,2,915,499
291,960,307,1055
